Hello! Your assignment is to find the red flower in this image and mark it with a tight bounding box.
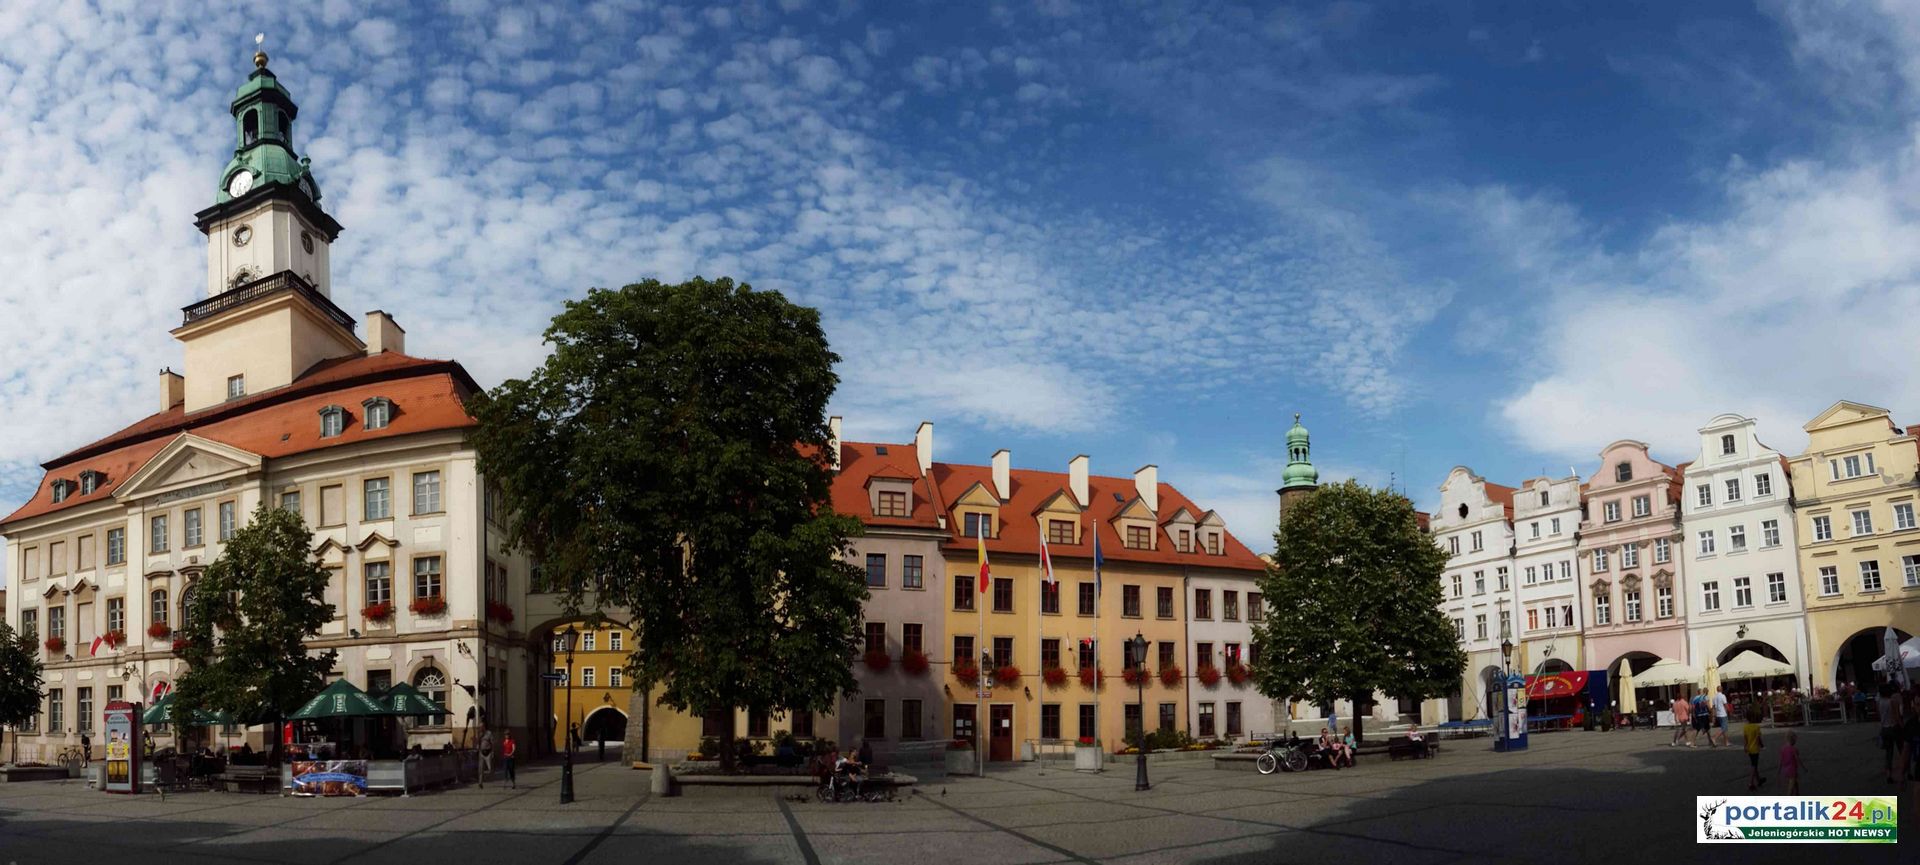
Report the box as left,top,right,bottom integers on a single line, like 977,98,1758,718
485,600,515,624
105,629,126,648
409,595,447,616
951,662,980,686
1077,736,1095,746
43,636,65,653
863,650,892,672
170,637,191,653
901,649,930,675
1080,666,1104,689
992,664,1022,687
1226,663,1251,686
1042,666,1068,688
147,622,172,639
1159,665,1183,687
362,602,395,623
1122,667,1148,686
948,738,973,751
1197,665,1222,687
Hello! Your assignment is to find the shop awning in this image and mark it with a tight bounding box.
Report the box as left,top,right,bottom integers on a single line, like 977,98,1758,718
1719,650,1794,680
1633,658,1703,687
1524,671,1589,700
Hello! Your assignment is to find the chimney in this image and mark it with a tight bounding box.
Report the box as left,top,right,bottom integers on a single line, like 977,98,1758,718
827,416,842,470
991,449,1011,501
364,310,406,355
1134,464,1159,512
159,368,184,412
1069,455,1090,507
914,422,934,475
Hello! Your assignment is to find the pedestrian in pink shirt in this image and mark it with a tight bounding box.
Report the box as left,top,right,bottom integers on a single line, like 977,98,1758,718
1778,730,1802,794
1670,696,1691,747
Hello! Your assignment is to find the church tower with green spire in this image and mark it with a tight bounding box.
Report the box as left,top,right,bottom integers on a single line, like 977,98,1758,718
1276,413,1319,525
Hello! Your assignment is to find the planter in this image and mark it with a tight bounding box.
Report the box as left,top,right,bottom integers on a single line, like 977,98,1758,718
1123,667,1148,687
951,663,980,687
362,603,395,624
1042,666,1068,688
900,649,930,675
992,665,1022,687
170,638,192,653
944,747,976,776
409,596,447,617
43,636,65,654
105,630,126,649
485,600,515,625
1074,744,1103,772
1080,667,1103,690
1159,665,1182,688
863,650,891,672
1226,663,1251,686
1197,665,1222,687
147,622,172,640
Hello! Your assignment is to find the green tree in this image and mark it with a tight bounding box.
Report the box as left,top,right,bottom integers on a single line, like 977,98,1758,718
469,277,866,770
171,504,336,761
0,622,45,764
1251,481,1465,742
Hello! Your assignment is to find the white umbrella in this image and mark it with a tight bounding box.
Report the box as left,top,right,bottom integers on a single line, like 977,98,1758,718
1882,628,1911,689
1871,633,1919,676
1634,658,1705,688
1720,650,1794,681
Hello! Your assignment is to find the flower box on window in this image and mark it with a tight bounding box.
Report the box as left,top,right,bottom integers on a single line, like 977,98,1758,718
900,649,930,675
362,602,395,623
1122,666,1148,686
170,637,192,653
951,661,980,686
1226,663,1251,686
1196,665,1222,687
43,636,65,654
105,629,126,649
409,595,447,617
863,650,891,672
1042,666,1068,688
1159,664,1183,687
1079,666,1104,690
485,600,515,624
147,622,172,639
992,665,1022,687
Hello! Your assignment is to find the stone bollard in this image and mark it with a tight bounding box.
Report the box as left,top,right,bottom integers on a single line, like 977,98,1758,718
651,763,674,797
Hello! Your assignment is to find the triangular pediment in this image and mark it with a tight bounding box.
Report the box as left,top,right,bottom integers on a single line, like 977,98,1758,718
954,481,1001,508
1161,506,1197,526
1115,496,1156,521
1804,400,1892,432
355,531,399,552
113,434,262,503
1195,509,1225,527
1032,489,1082,516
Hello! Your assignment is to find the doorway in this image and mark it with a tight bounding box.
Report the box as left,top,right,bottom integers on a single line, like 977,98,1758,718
953,704,976,745
989,704,1013,762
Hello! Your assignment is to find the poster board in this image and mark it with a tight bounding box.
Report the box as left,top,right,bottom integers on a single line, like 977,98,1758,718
101,700,142,794
289,760,369,797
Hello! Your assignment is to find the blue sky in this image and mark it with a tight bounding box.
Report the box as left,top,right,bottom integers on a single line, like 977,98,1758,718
4,0,1920,568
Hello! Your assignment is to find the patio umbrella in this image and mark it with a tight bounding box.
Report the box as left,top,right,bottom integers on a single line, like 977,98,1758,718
1881,628,1911,689
1633,658,1703,688
375,682,448,718
1617,664,1637,714
1703,661,1720,696
1719,650,1793,681
141,693,235,727
289,678,389,720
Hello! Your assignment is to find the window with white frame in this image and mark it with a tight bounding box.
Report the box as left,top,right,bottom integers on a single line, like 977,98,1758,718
1594,548,1609,572
1449,574,1461,598
1497,566,1509,591
1560,561,1572,580
1474,571,1485,594
1621,544,1639,568
1762,519,1780,547
1594,593,1611,625
227,374,246,400
1895,502,1916,531
1656,584,1673,618
1448,536,1459,556
1696,484,1712,508
364,478,391,521
581,667,596,687
1903,555,1920,588
609,668,623,688
1729,524,1746,550
583,631,597,651
1551,517,1562,535
218,501,236,542
1654,538,1671,563
1525,566,1537,585
150,514,168,553
1528,608,1539,631
1632,495,1650,518
610,631,623,651
1474,614,1487,641
1701,581,1720,612
1720,434,1736,455
1767,571,1786,603
363,397,392,430
1812,515,1832,541
1726,478,1743,502
1615,462,1632,482
1499,610,1510,639
1818,566,1839,597
1545,606,1558,628
1754,473,1772,497
1604,501,1621,522
1698,530,1716,555
413,470,442,514
1471,530,1483,552
1624,589,1641,622
319,406,346,438
1860,560,1884,593
1733,576,1752,608
183,508,203,547
1852,510,1873,536
1531,521,1540,539
1453,618,1464,640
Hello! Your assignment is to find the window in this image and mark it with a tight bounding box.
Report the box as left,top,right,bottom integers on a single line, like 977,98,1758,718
1078,638,1096,669
1527,608,1539,631
363,478,391,521
1551,517,1562,535
1040,580,1060,614
1697,530,1716,555
79,470,100,495
1040,703,1062,740
1861,560,1884,593
1155,586,1172,618
1632,496,1650,518
1624,589,1641,622
1656,585,1673,618
1124,703,1143,736
1695,485,1712,508
1195,641,1213,669
1594,593,1611,625
107,597,124,634
48,690,63,734
1530,521,1541,540
876,490,908,517
993,577,1014,612
581,667,596,687
365,562,392,606
1903,555,1920,588
1604,501,1621,522
1197,703,1216,738
953,574,974,611
1701,581,1720,612
864,700,886,739
994,637,1015,669
1896,503,1916,531
1724,478,1741,502
48,606,65,641
1525,566,1537,585
1223,590,1239,621
1762,519,1780,547
1729,525,1746,550
1654,538,1670,563
1193,588,1212,620
107,528,125,565
413,471,442,514
1474,571,1485,594
953,635,975,670
1852,509,1874,536
898,699,923,740
1818,566,1840,597
183,508,203,547
902,555,923,589
610,630,624,651
1158,703,1176,733
218,501,236,542
1499,609,1511,639
1176,528,1192,552
1614,462,1631,482
1720,433,1736,455
281,490,302,516
363,397,391,430
1497,566,1509,591
1733,576,1752,608
1621,545,1639,568
1560,561,1572,580
1126,525,1152,549
1450,574,1462,597
1474,614,1487,640
1839,454,1867,478
864,622,886,655
413,557,442,599
1226,702,1243,737
609,668,623,688
1048,519,1074,545
1470,530,1483,551
1448,536,1460,555
1205,532,1222,555
963,512,993,538
18,609,34,641
150,589,167,626
1593,549,1609,572
1544,607,1557,628
1539,490,1551,507
701,710,729,738
1755,472,1772,496
1078,582,1096,615
1248,592,1263,622
1452,618,1464,640
319,406,345,438
866,554,887,587
1766,571,1787,603
227,375,246,400
1812,515,1832,541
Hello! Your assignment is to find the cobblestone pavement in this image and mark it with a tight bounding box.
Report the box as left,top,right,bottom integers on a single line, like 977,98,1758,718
1,727,1911,864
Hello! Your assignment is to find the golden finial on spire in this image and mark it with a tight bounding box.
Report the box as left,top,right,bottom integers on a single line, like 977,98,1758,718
253,33,268,69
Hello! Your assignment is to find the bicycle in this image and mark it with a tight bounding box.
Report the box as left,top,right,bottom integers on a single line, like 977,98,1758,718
55,745,87,772
1255,740,1308,775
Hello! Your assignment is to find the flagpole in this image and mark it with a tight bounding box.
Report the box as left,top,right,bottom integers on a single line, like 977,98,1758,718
1092,518,1101,765
976,532,988,778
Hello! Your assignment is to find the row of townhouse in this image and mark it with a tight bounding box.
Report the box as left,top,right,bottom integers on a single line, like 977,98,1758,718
1428,405,1920,721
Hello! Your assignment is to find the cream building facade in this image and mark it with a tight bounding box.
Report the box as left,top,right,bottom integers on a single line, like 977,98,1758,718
1511,475,1585,676
1429,467,1515,722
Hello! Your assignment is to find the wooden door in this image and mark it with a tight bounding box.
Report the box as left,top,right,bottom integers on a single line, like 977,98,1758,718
989,704,1014,762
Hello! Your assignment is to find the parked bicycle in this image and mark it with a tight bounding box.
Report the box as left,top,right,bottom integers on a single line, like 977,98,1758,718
55,745,87,771
1255,739,1309,775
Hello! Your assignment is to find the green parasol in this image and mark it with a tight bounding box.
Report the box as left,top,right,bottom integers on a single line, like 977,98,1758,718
374,682,448,718
289,678,390,720
141,693,235,727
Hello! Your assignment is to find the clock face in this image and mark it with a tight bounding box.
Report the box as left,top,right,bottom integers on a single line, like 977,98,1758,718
301,231,314,254
227,170,255,198
232,225,253,247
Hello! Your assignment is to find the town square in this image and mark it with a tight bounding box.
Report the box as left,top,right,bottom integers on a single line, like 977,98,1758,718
2,1,1918,860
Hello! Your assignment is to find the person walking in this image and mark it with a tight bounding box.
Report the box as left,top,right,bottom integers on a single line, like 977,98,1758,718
501,732,517,789
1690,691,1711,748
1778,730,1802,795
1742,704,1766,791
1711,686,1730,748
80,731,91,768
1670,694,1691,747
1876,682,1902,783
478,728,496,787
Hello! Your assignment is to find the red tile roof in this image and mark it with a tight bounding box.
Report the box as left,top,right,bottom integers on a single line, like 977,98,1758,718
1482,482,1517,521
3,352,479,527
829,442,944,530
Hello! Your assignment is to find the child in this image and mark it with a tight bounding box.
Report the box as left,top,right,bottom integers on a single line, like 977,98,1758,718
1742,704,1766,791
1778,730,1800,794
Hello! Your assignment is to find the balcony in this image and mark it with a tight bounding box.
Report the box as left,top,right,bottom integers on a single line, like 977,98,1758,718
181,270,355,331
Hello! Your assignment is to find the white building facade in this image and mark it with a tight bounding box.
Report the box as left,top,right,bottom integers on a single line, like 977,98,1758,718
1511,475,1586,675
1428,467,1516,723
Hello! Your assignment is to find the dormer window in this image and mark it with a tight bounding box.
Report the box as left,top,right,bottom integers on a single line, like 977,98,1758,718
1614,462,1631,482
1125,524,1153,549
227,375,246,400
78,470,102,495
50,479,74,503
363,397,392,431
963,512,994,538
1205,531,1222,555
319,405,347,438
875,490,908,517
1176,529,1192,552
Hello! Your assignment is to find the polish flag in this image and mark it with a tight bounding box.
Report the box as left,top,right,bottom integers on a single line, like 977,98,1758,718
1038,534,1055,586
89,635,106,657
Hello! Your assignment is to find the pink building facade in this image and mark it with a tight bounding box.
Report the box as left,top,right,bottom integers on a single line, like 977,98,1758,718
1576,441,1689,702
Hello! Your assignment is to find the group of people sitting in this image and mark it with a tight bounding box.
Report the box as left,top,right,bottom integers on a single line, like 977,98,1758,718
1279,726,1358,768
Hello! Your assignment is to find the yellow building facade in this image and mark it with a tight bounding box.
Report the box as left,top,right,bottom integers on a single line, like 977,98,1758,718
1787,401,1920,688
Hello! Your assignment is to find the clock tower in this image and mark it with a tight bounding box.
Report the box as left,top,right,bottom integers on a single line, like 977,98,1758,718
175,49,361,414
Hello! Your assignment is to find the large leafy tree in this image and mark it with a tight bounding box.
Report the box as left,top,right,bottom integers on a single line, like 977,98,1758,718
469,277,867,770
1251,481,1465,741
0,622,44,764
172,504,336,761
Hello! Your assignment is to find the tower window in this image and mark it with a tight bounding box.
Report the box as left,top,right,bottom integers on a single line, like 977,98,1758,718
277,109,290,144
243,110,258,145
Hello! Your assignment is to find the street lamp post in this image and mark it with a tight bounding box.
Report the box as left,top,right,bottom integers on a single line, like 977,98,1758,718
561,625,577,805
1128,631,1149,792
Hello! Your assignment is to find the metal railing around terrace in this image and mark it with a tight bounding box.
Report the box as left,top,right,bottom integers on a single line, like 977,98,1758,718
182,270,355,331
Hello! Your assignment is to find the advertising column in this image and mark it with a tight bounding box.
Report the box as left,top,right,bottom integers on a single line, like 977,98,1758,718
101,700,143,794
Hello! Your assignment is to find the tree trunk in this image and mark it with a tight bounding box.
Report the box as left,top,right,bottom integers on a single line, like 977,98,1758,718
718,722,736,772
1349,692,1366,743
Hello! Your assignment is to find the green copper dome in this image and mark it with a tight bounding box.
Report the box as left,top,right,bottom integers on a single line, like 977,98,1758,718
212,52,321,206
1280,413,1318,491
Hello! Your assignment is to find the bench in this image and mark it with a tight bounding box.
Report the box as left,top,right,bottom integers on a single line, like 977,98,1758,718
217,764,277,794
1436,720,1491,738
1385,736,1436,760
